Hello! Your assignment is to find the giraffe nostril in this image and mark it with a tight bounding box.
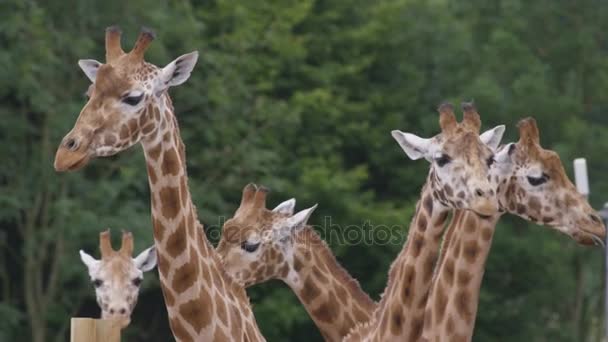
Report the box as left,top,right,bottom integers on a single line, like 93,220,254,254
475,189,484,197
109,308,115,315
590,214,602,224
65,138,78,151
119,308,127,315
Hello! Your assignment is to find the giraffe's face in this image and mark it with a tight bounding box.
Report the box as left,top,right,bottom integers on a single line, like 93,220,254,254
492,119,605,246
54,28,198,172
429,131,499,215
80,244,157,328
217,191,317,287
59,63,155,166
392,105,505,216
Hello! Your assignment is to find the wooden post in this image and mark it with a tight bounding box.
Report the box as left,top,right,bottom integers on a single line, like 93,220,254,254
70,318,121,342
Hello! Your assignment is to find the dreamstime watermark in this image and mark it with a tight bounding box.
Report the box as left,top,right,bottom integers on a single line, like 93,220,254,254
206,216,408,246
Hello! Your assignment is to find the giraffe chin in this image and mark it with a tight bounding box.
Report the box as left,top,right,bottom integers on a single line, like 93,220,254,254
104,316,130,330
470,199,498,217
118,317,130,329
53,148,91,172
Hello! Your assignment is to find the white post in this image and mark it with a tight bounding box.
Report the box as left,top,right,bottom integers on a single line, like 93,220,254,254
573,158,589,197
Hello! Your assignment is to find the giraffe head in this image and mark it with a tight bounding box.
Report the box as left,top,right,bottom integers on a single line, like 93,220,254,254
492,118,606,246
54,26,198,172
79,230,157,328
391,102,505,216
217,184,317,286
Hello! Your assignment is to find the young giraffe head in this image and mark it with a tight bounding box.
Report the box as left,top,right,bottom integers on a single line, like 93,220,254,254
392,102,505,215
79,230,157,328
492,117,606,246
54,26,198,171
217,184,317,286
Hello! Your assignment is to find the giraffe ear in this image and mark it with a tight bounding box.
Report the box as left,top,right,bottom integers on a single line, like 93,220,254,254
134,246,157,272
391,130,432,160
156,51,199,92
273,198,296,215
276,204,318,241
480,125,506,151
79,250,100,271
287,204,318,231
495,142,514,163
78,59,102,83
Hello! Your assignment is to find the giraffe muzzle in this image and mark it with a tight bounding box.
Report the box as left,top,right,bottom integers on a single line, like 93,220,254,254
54,136,91,172
470,197,499,216
573,231,605,248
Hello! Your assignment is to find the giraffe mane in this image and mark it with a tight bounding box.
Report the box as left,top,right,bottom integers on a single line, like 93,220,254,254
344,317,375,341
374,182,429,308
295,226,376,310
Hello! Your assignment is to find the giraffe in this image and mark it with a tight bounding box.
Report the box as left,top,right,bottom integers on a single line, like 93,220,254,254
79,230,157,328
421,117,606,342
54,27,265,341
344,103,505,341
216,185,376,342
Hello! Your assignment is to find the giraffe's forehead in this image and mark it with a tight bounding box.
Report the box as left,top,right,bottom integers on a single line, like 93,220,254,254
223,211,285,243
222,223,257,243
515,143,570,187
93,62,159,97
96,255,140,281
540,152,570,186
442,132,491,158
93,65,133,98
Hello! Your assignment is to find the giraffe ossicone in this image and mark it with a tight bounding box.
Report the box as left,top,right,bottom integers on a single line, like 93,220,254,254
79,230,156,329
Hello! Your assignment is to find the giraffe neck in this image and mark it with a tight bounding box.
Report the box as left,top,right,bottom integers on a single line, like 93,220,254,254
140,96,264,341
365,177,450,341
284,227,376,342
421,210,501,342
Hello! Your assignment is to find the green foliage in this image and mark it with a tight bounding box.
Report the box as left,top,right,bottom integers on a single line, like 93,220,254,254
1,0,607,341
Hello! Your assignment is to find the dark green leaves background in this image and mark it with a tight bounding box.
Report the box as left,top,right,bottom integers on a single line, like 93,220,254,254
1,0,607,341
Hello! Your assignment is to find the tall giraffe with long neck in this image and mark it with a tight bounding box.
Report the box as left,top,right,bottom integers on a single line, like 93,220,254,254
345,103,505,341
54,27,265,341
216,185,376,342
421,118,606,342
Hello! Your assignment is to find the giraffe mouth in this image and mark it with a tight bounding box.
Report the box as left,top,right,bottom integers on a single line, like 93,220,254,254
572,230,606,248
470,198,499,217
473,212,493,220
54,147,91,172
589,234,605,248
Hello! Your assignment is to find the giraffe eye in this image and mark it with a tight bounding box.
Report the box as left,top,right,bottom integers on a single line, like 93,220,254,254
132,277,143,287
92,279,103,288
487,156,495,167
527,173,549,186
241,241,260,253
435,154,451,167
122,93,144,106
